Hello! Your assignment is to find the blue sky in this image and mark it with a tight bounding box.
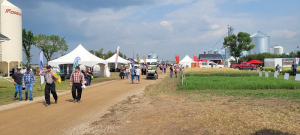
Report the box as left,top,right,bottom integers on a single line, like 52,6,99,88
8,0,300,63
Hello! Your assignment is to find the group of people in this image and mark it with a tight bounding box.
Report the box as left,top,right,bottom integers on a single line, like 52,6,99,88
12,65,90,107
11,67,35,101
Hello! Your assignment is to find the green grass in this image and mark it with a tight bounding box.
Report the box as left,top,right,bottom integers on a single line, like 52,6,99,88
0,72,119,106
185,70,259,77
145,72,300,101
182,76,300,90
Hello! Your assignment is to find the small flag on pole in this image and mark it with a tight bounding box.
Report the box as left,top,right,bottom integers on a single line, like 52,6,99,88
115,46,120,69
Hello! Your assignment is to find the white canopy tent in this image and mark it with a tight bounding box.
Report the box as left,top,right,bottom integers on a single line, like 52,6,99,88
138,59,158,65
48,44,109,77
106,53,130,69
179,55,195,68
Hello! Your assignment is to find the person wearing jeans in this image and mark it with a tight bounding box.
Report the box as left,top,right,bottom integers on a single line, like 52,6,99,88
125,67,129,79
86,68,93,86
22,67,35,101
12,68,23,101
170,66,173,78
130,66,136,83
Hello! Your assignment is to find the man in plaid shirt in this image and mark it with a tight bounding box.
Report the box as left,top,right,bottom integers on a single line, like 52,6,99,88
70,66,85,103
22,67,35,101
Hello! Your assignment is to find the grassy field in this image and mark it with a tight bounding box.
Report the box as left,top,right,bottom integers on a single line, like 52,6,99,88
0,72,119,106
182,76,300,90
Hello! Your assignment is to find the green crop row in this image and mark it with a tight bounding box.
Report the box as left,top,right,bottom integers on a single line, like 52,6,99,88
184,71,259,77
182,76,300,90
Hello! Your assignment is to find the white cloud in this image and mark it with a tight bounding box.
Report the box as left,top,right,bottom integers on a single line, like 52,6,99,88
270,30,298,39
24,0,300,61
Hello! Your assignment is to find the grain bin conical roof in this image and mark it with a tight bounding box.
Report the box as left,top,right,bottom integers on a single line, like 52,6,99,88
251,31,270,38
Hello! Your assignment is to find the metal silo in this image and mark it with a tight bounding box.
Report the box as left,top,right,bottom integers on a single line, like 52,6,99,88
0,0,22,76
214,49,222,54
225,47,230,59
274,46,284,55
249,31,270,54
208,49,213,54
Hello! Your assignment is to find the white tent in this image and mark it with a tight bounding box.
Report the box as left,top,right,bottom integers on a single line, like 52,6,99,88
106,53,130,64
179,55,195,68
138,59,157,64
48,44,109,77
106,53,130,69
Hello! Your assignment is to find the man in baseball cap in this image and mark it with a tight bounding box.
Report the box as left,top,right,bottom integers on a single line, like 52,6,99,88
22,67,35,101
39,65,59,107
70,66,85,103
12,68,23,100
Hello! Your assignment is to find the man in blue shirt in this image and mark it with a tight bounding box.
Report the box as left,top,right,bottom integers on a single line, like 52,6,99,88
22,67,35,101
291,61,298,76
130,66,136,84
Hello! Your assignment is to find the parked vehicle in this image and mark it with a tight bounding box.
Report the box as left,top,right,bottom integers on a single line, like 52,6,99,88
231,61,258,70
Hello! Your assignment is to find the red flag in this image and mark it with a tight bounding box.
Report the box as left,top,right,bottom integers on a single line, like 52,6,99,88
297,46,299,48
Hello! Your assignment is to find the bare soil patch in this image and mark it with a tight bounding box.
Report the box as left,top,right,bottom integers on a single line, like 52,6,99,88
85,77,300,135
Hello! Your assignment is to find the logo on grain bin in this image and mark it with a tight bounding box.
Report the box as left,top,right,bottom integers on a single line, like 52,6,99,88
5,9,22,16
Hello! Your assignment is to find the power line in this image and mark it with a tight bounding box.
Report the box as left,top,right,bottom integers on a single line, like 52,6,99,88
211,32,228,49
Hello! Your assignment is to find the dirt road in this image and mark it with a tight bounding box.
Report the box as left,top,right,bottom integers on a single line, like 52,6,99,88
0,72,166,135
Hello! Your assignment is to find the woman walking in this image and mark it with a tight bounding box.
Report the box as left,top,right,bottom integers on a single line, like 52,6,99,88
86,68,93,86
125,67,129,79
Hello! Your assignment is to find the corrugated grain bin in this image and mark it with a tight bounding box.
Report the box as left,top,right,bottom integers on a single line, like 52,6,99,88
0,0,22,75
250,31,270,54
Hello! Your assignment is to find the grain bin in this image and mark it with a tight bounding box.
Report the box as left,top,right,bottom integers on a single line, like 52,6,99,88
274,46,284,55
249,31,270,54
0,0,22,75
208,49,213,54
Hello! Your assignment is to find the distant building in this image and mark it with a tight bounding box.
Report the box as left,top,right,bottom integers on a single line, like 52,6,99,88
274,46,284,55
198,53,222,64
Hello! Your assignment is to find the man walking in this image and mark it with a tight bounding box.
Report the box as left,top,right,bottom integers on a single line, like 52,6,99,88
22,67,35,101
70,66,85,103
291,61,298,76
12,68,23,101
130,66,136,83
39,65,58,107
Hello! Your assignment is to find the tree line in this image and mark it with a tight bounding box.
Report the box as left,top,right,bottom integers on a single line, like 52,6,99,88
23,29,127,67
238,51,300,64
22,29,68,67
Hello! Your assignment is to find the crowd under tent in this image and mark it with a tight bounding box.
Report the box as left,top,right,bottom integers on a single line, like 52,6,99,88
179,55,195,68
48,44,110,77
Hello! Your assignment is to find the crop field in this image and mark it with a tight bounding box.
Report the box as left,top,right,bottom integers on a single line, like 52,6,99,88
182,68,300,90
182,76,300,90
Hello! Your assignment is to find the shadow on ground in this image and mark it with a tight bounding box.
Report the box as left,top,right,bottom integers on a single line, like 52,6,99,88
251,128,295,135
